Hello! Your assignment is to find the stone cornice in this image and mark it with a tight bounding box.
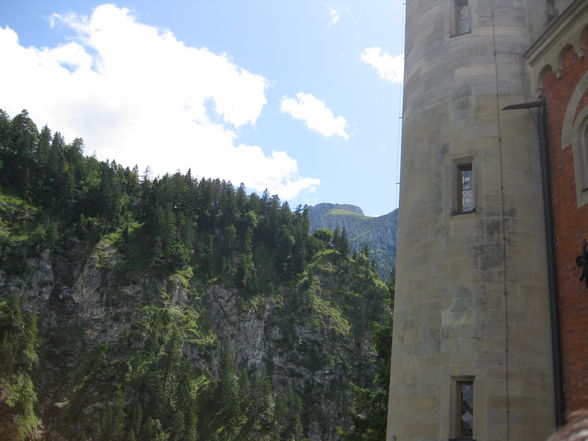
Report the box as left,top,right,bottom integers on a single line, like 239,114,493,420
525,0,588,67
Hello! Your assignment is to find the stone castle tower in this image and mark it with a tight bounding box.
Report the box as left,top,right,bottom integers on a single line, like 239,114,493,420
386,1,573,441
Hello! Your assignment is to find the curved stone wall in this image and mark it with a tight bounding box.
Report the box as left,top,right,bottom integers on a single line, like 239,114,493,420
387,2,556,441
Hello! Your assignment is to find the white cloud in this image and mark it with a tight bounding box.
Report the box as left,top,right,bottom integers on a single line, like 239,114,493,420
328,7,340,26
360,47,404,83
280,93,349,140
0,4,319,199
328,6,349,27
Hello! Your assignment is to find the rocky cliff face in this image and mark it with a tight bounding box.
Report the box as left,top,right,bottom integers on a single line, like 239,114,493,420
308,203,398,279
0,195,390,441
0,109,392,441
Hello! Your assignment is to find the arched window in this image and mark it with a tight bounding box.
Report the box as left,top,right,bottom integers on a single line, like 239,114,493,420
581,119,588,192
572,111,588,206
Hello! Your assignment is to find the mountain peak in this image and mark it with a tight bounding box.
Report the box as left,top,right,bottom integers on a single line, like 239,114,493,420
307,203,398,280
311,203,365,217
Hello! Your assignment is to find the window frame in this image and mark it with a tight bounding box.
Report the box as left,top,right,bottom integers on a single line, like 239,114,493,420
572,109,588,206
450,376,475,441
456,162,475,214
578,118,588,192
455,380,474,439
452,0,471,36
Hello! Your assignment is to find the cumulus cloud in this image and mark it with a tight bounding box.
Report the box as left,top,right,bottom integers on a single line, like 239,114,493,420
360,47,404,83
280,93,349,140
328,7,340,26
0,4,319,199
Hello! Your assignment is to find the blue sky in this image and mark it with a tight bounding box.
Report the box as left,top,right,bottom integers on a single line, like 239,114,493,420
0,0,404,216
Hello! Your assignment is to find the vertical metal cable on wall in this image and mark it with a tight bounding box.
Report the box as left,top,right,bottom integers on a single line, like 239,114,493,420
490,1,511,440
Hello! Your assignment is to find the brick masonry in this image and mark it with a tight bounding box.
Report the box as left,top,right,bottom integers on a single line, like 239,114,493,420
543,44,588,415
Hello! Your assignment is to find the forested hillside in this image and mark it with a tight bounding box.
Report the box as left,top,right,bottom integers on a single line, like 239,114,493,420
0,109,392,441
308,203,398,281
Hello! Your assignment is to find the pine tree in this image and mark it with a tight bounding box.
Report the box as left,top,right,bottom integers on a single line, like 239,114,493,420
218,345,242,438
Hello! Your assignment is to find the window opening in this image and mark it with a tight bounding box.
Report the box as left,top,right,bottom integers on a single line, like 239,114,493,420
571,108,588,206
457,163,474,212
582,121,588,192
454,0,471,35
456,380,474,438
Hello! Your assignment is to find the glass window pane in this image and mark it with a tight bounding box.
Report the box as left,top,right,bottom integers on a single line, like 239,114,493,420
458,165,474,212
462,169,472,190
583,122,588,190
459,382,474,437
455,0,470,34
463,189,474,212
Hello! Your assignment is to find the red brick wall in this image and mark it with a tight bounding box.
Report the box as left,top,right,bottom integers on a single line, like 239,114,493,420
543,48,588,416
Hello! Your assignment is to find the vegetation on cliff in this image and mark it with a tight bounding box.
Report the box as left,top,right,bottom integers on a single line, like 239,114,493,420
308,203,397,281
0,109,393,441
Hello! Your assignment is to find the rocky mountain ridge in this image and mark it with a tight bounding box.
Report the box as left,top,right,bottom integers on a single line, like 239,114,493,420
308,203,398,280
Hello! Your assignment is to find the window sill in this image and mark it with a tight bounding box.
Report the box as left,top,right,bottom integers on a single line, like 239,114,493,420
451,208,476,216
450,30,471,38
